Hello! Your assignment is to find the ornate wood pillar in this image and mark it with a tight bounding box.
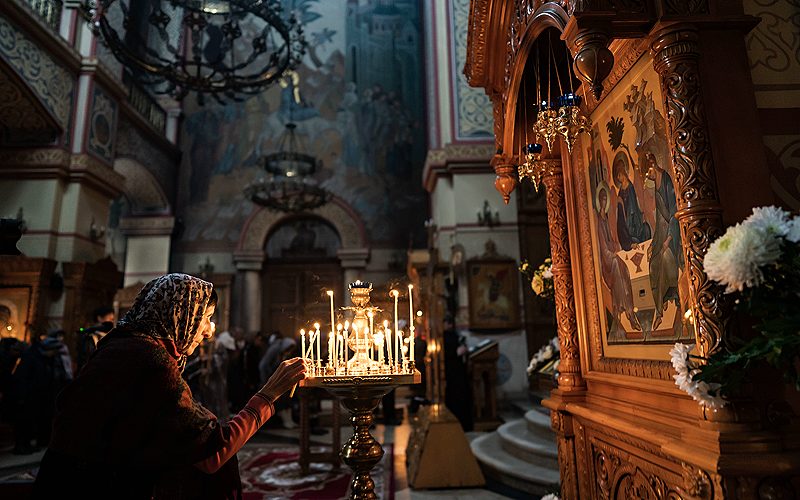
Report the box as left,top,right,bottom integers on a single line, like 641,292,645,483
534,157,585,500
650,24,728,358
540,159,583,391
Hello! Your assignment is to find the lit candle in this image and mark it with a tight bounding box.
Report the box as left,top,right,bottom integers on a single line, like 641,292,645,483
314,322,321,366
382,320,389,365
392,290,399,365
368,311,374,342
338,333,344,369
301,329,306,360
328,331,333,366
327,290,335,364
396,329,402,366
408,285,414,363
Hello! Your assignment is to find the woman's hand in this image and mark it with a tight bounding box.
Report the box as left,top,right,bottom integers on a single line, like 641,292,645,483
258,357,307,402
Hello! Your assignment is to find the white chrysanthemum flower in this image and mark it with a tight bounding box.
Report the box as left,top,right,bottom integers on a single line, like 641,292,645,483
704,222,782,293
745,205,790,237
670,343,726,409
542,266,553,279
787,216,800,243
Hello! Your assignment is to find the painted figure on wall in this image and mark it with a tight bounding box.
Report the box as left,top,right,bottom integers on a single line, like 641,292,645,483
612,151,651,251
587,59,691,345
645,152,683,330
176,0,426,249
595,184,641,335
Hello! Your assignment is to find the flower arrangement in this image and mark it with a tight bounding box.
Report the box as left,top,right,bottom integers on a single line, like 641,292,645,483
527,336,560,377
670,206,800,408
519,257,555,300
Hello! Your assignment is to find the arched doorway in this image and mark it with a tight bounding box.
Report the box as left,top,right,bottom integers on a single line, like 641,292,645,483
261,216,344,338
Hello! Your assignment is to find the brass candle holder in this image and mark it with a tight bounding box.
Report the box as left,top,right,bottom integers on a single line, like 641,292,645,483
299,281,421,499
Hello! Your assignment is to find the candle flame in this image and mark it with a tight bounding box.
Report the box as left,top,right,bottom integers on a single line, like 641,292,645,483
367,311,373,318
326,290,334,296
408,284,413,290
300,329,305,336
313,322,320,330
382,319,389,328
391,289,399,297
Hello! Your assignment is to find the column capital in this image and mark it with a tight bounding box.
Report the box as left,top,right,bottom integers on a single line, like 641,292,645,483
337,247,370,269
119,216,175,236
233,250,266,271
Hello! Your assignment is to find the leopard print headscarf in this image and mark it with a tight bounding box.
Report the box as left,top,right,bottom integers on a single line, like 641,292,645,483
117,274,214,361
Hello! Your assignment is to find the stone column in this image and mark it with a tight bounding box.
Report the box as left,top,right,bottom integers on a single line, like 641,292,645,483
233,251,265,335
337,248,370,305
650,24,728,358
118,216,174,287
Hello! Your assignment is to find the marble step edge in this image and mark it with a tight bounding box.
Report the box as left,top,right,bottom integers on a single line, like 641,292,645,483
525,409,554,435
470,433,561,486
497,419,558,465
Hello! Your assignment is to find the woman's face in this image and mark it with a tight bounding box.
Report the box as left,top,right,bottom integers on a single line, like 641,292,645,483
185,303,216,356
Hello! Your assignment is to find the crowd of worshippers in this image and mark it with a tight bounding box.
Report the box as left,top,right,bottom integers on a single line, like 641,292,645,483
0,307,300,455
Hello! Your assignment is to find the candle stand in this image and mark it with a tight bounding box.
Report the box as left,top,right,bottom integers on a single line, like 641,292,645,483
298,281,421,499
300,372,420,499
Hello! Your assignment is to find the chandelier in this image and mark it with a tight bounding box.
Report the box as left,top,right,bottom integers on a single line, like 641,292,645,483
86,0,307,102
243,121,331,212
531,34,590,154
518,142,545,190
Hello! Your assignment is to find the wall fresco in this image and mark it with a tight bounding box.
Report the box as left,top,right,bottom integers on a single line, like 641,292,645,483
177,0,427,248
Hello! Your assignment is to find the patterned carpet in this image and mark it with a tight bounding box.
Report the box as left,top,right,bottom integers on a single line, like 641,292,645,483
239,443,394,500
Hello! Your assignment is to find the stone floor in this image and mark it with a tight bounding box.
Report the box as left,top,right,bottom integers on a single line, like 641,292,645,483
0,401,546,499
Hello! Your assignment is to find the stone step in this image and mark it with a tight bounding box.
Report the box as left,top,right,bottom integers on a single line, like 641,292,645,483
525,409,553,437
470,431,560,497
497,419,558,469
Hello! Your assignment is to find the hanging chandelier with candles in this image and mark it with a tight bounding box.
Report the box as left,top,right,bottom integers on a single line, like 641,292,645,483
85,0,307,103
243,120,331,212
530,34,590,156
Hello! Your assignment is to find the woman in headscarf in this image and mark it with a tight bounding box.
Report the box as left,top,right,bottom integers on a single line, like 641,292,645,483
33,274,306,499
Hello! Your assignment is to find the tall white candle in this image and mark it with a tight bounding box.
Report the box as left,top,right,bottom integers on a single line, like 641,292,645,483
328,331,333,366
396,329,402,366
392,290,399,365
408,284,415,363
301,329,306,361
314,322,321,365
327,291,335,364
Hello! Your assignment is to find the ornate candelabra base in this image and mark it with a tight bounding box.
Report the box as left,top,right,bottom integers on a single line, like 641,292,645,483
300,372,421,500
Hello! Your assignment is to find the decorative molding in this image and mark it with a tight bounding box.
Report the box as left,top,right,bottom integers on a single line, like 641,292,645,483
0,147,70,167
0,64,60,145
0,15,74,128
662,0,708,16
239,199,367,253
87,85,118,164
651,25,728,358
590,437,684,499
118,216,175,236
115,114,179,206
540,159,584,389
584,39,649,114
464,0,490,88
453,0,494,139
